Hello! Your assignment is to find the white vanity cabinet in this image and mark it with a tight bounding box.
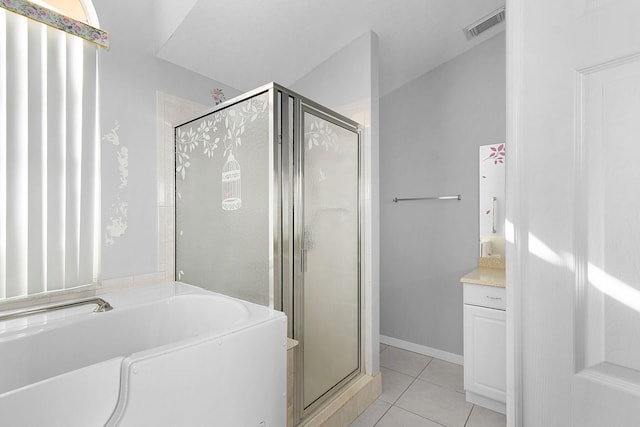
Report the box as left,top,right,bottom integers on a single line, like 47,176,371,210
462,280,506,414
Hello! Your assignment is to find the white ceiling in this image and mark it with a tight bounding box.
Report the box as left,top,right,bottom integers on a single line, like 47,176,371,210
154,0,505,97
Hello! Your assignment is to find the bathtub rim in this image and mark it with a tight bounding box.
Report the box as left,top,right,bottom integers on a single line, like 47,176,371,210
0,281,273,334
0,282,286,397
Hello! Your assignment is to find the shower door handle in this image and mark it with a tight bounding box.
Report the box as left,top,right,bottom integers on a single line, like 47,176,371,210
492,196,497,234
300,249,307,273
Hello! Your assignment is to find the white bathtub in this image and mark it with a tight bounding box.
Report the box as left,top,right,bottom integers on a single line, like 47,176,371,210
0,282,287,426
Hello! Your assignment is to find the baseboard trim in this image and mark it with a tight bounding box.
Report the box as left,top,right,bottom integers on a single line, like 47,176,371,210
466,391,506,414
380,335,464,365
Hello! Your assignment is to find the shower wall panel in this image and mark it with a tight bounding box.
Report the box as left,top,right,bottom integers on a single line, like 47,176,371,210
175,91,272,306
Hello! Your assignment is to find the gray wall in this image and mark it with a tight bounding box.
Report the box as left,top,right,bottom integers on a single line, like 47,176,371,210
94,0,239,279
379,33,505,356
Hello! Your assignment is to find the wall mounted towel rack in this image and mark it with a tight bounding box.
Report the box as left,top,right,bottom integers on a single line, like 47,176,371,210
393,195,462,203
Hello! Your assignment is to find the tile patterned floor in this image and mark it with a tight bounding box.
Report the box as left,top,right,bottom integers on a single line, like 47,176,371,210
350,344,506,427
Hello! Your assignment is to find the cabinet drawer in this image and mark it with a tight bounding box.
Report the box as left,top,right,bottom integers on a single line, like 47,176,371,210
463,283,505,310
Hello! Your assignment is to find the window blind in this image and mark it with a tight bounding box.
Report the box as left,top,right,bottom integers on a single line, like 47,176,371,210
0,8,100,299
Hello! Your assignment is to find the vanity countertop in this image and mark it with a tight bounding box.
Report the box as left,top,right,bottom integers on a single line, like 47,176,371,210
460,267,505,288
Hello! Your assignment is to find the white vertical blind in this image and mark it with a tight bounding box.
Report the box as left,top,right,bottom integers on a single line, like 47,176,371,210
27,18,46,295
0,8,99,299
0,10,6,298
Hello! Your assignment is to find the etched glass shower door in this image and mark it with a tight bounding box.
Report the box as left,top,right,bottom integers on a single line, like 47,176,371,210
299,108,360,410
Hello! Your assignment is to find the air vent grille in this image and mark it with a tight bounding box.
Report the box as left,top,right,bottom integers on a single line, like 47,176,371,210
464,7,505,40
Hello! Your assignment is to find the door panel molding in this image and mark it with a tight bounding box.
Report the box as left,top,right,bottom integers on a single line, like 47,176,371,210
574,52,640,395
508,0,640,424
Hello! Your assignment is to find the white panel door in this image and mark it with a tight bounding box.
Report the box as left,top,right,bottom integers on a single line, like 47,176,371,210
508,0,640,425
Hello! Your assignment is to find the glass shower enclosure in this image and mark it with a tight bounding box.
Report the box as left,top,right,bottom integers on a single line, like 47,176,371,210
174,83,361,421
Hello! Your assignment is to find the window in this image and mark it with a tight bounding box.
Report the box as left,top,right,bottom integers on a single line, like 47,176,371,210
31,0,90,24
0,0,107,299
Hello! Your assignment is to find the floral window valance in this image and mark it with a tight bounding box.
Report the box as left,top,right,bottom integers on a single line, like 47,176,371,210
1,0,109,48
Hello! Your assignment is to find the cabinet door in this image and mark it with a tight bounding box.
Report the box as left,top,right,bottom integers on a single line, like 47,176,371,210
464,304,506,403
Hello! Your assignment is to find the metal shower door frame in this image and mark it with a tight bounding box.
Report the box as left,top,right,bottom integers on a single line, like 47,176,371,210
174,82,364,423
173,84,280,309
286,87,363,422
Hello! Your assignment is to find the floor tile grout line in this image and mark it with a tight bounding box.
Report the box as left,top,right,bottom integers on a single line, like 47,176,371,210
377,345,465,427
392,380,462,427
382,346,437,360
379,364,430,379
398,378,418,403
463,404,476,427
374,346,503,427
377,375,429,426
371,402,393,427
389,365,470,427
410,375,465,394
388,404,449,427
380,347,434,378
416,356,434,377
379,359,431,406
381,348,465,393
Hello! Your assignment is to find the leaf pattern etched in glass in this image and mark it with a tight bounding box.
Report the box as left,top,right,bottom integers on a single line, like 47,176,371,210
175,95,268,180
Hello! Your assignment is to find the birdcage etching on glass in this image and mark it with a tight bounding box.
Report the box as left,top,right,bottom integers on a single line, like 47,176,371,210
175,92,268,213
222,152,241,210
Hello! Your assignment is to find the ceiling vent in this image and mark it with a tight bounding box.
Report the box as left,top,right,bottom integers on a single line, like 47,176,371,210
464,6,505,40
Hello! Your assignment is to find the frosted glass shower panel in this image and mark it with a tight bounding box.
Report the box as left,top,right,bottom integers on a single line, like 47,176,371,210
302,111,360,408
175,92,271,306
